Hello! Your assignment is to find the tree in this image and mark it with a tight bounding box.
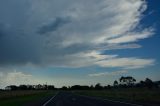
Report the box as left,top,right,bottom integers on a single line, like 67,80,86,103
90,85,94,90
70,85,90,90
48,85,55,90
6,85,18,90
113,80,118,87
119,76,136,86
145,78,153,89
61,86,68,90
95,83,103,90
19,85,28,90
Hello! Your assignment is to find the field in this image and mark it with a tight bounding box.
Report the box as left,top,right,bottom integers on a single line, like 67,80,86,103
0,88,160,106
0,90,57,106
73,88,160,105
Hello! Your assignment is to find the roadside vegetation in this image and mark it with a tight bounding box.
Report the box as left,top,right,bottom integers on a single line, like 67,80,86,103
72,77,160,105
0,90,56,106
73,88,160,105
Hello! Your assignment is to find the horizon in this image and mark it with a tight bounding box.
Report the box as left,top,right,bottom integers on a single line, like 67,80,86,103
2,76,159,89
0,0,160,89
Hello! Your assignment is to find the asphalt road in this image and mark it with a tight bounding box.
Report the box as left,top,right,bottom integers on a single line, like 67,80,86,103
43,92,142,106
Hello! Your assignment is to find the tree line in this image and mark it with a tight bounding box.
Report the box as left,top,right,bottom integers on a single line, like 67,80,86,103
113,76,159,89
4,76,160,91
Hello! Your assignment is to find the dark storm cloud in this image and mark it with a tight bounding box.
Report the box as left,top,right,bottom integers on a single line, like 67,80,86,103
0,33,41,66
38,17,70,34
0,0,154,68
0,24,5,37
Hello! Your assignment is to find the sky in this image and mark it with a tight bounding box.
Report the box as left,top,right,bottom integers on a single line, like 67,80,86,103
0,0,160,88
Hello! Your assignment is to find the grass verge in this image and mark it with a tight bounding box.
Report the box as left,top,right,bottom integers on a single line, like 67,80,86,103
0,90,57,106
73,88,160,105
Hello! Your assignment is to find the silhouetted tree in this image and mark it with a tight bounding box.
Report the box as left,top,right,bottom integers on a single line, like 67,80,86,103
119,76,136,87
35,84,43,90
27,85,34,90
107,85,111,89
19,85,28,90
90,85,94,90
61,86,68,90
71,85,90,90
71,85,81,90
6,85,18,90
95,83,103,90
48,85,55,90
136,80,145,87
145,78,153,89
154,81,160,88
113,80,118,87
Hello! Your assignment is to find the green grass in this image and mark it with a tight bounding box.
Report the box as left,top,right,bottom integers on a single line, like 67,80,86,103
0,90,57,106
73,88,160,104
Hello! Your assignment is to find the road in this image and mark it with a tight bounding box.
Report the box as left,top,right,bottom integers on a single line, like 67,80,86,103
43,92,142,106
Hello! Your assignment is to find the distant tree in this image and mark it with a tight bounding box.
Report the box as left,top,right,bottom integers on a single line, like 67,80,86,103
145,78,153,89
48,85,55,90
27,85,34,90
71,85,90,90
19,85,28,90
5,86,12,90
90,85,94,90
136,80,145,87
119,76,136,87
71,85,81,90
6,85,18,90
107,85,111,89
140,80,145,87
81,86,90,90
36,84,43,90
154,81,160,88
61,86,68,90
113,80,118,87
95,83,103,90
43,84,48,90
104,85,111,89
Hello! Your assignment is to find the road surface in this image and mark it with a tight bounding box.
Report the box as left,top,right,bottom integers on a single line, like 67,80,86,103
43,92,142,106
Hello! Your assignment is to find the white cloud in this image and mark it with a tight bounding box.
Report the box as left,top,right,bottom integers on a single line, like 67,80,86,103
48,51,117,68
89,70,128,77
0,71,40,89
107,29,154,44
53,52,155,69
96,57,155,69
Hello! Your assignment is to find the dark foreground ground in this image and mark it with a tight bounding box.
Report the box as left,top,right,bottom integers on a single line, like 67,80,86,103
0,89,160,106
43,91,143,106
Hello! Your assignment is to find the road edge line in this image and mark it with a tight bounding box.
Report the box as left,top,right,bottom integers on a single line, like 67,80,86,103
42,92,59,106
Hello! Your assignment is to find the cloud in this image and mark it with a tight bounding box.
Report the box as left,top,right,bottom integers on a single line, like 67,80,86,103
0,71,40,88
89,70,128,77
107,29,154,44
38,17,70,34
96,43,142,51
96,57,155,69
0,0,155,68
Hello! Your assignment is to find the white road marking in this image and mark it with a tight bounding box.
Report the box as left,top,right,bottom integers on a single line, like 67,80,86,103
42,92,59,106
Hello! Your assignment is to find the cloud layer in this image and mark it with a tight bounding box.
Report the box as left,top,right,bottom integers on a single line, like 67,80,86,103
89,70,128,77
0,0,154,69
0,71,39,88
